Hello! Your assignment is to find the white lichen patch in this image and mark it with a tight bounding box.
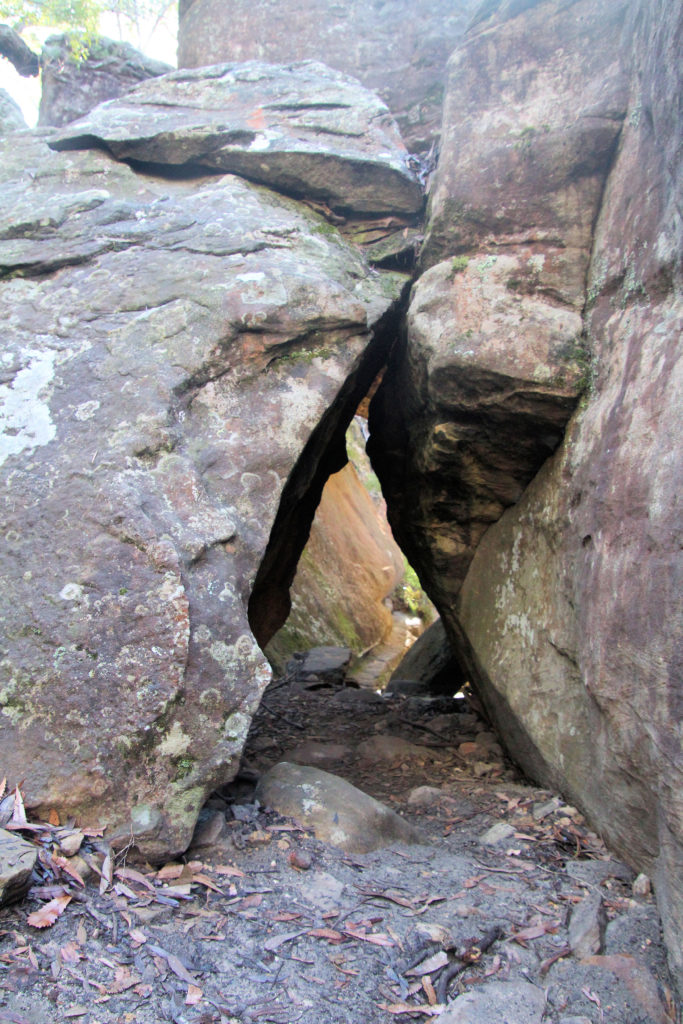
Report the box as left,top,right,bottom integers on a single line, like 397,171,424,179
59,583,85,601
74,400,100,421
222,711,249,742
0,350,57,467
158,721,191,757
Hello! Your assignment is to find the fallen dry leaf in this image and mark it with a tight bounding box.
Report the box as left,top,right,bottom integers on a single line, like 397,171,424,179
422,976,438,1005
99,852,113,895
191,872,225,894
379,1001,444,1017
512,920,559,945
264,930,304,952
147,944,198,986
156,863,184,880
51,853,85,888
27,894,72,929
59,941,82,964
405,951,449,977
10,787,26,827
308,928,344,943
115,867,155,891
214,864,245,878
185,984,202,1006
344,925,394,947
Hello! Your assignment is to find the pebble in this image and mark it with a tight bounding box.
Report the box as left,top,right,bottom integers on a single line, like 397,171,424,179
569,893,606,959
632,872,652,897
479,822,516,846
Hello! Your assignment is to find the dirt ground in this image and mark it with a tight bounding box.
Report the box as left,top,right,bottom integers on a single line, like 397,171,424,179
1,666,680,1024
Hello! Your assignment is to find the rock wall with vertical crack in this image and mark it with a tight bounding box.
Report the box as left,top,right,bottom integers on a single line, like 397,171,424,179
369,0,682,986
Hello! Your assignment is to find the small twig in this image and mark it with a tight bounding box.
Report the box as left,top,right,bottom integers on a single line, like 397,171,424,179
259,699,305,730
434,925,503,1004
472,857,532,875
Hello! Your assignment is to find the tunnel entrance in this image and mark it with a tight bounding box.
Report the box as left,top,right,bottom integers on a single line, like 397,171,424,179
263,415,439,693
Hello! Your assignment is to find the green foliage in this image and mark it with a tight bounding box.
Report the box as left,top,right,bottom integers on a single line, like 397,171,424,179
1,0,175,51
451,255,469,275
393,557,435,624
0,0,100,34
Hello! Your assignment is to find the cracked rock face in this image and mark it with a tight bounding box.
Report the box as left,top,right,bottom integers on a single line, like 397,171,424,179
454,0,683,987
368,0,682,988
0,116,407,858
51,61,423,216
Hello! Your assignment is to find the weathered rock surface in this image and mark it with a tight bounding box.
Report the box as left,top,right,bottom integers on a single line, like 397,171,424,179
0,88,25,132
265,461,404,671
452,0,683,987
369,251,587,612
51,61,423,216
438,979,546,1024
38,34,172,128
177,0,480,152
0,113,407,859
255,761,420,853
0,829,37,906
367,0,682,989
421,0,631,306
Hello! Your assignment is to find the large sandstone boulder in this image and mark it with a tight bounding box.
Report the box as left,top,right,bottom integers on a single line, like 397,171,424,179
38,34,172,128
0,68,410,859
177,0,480,152
421,0,630,305
51,61,423,216
369,251,587,613
369,0,682,987
454,0,683,985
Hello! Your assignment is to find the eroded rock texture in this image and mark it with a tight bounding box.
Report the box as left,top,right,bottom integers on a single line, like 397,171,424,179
51,61,423,216
370,0,682,985
0,64,412,858
38,34,172,128
177,0,479,152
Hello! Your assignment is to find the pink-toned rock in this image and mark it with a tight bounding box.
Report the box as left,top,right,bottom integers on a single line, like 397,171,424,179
422,0,631,306
265,460,404,670
450,0,683,989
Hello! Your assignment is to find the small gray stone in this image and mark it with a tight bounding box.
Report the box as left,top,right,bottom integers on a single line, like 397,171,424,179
255,762,421,853
190,808,226,848
479,822,516,846
439,979,546,1024
632,872,652,897
533,797,561,821
569,893,607,959
0,828,37,907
